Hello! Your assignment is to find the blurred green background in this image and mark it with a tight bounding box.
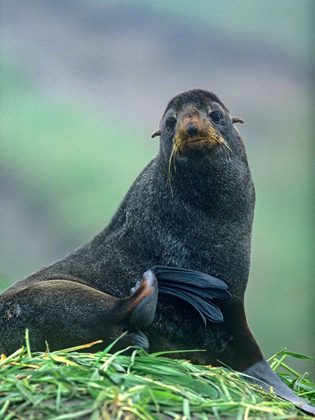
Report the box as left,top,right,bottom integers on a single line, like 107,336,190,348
1,1,314,373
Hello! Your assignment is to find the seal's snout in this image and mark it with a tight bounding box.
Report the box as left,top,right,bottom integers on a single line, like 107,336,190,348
182,110,202,138
186,122,198,137
175,110,217,152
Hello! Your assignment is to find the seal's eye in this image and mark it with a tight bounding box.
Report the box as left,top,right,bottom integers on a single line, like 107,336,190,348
210,111,222,124
165,117,177,132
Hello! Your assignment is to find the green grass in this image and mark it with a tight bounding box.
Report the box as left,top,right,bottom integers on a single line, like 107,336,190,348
0,334,314,419
1,63,155,240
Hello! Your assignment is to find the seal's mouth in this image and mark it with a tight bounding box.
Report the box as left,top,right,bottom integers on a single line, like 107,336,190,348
172,124,231,155
182,136,212,143
180,136,217,146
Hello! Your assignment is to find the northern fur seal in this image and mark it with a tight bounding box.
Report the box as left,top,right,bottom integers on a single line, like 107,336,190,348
0,89,314,414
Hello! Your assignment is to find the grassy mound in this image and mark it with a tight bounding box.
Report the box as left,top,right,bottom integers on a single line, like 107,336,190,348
0,334,314,419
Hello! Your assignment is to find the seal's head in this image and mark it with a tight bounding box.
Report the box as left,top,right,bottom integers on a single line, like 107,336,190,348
152,89,244,164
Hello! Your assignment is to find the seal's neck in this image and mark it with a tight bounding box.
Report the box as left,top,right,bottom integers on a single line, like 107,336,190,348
164,153,255,220
153,152,255,296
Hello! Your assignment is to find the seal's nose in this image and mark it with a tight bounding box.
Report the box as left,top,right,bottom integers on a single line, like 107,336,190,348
186,123,198,137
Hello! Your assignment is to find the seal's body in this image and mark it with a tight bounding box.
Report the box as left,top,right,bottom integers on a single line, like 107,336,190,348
2,90,255,365
1,89,314,414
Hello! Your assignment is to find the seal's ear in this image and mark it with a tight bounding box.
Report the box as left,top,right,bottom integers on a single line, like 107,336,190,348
151,129,161,138
231,116,244,124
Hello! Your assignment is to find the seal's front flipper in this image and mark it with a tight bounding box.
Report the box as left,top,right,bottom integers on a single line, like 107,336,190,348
152,266,231,324
127,269,158,331
243,359,315,416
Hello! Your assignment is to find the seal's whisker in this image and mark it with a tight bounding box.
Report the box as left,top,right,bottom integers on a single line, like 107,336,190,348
168,145,176,175
222,139,233,153
173,146,178,173
168,144,177,196
216,136,233,153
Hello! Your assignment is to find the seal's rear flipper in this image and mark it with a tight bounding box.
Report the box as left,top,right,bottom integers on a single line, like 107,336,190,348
243,359,315,416
127,269,158,331
152,265,231,324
